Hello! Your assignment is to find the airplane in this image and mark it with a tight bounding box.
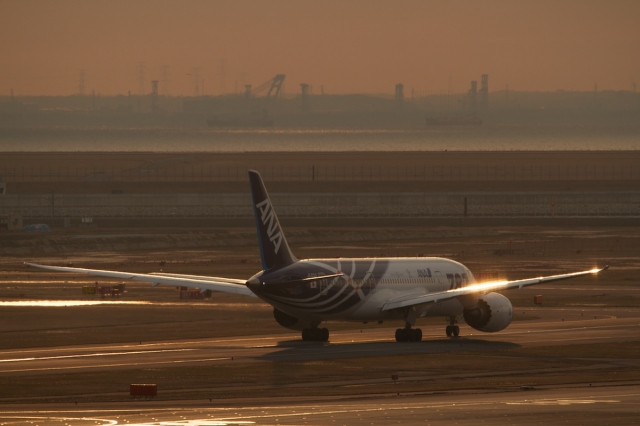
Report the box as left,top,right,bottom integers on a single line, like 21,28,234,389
26,170,608,343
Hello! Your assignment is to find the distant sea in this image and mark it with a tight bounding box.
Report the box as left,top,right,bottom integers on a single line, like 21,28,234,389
1,125,639,152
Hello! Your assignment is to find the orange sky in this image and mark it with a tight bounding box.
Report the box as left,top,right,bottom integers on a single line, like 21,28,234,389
2,0,639,96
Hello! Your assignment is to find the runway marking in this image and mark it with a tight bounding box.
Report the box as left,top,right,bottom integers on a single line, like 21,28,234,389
139,391,640,424
0,300,265,308
535,286,640,291
155,421,254,425
5,391,640,425
0,348,194,363
1,318,635,361
506,398,620,405
1,320,636,363
1,317,638,374
0,409,202,414
493,321,640,337
1,357,230,373
513,336,636,344
0,335,295,356
0,300,157,307
0,416,117,425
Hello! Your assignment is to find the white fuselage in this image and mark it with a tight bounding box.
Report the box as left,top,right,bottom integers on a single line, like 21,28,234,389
251,257,476,324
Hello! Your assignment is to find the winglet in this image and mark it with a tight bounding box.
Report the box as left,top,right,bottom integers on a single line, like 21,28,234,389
248,170,297,271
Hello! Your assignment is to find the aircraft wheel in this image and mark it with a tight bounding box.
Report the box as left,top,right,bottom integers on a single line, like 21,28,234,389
321,328,329,342
396,328,422,342
413,328,423,342
446,325,453,337
452,325,460,337
303,328,328,342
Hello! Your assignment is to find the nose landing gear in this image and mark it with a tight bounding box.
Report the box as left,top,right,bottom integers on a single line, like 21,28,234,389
445,325,459,337
445,316,460,337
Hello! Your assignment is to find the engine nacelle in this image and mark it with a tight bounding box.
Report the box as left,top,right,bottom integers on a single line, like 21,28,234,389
272,308,319,331
463,292,513,332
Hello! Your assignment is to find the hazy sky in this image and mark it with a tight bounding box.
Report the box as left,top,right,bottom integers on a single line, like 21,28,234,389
2,0,639,96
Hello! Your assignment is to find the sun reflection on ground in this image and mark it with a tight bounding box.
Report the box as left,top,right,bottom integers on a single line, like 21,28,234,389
0,300,155,307
0,300,262,307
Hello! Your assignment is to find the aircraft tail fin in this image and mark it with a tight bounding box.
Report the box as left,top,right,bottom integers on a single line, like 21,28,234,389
248,170,297,270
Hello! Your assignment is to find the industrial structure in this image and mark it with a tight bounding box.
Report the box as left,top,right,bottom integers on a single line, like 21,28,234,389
480,74,489,108
395,83,404,109
150,80,159,114
78,69,86,96
300,83,310,112
3,70,639,129
469,80,478,111
244,74,286,99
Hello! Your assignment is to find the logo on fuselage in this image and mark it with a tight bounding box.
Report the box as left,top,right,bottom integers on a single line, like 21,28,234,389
417,268,432,278
256,198,283,254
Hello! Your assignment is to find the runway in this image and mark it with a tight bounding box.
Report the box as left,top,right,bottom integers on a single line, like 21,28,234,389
1,306,638,376
1,384,639,425
1,305,639,425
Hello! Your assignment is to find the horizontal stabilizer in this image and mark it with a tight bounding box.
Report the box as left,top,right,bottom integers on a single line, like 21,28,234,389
269,272,346,288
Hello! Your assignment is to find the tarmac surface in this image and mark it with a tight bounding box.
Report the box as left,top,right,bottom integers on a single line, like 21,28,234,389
0,379,639,425
0,269,637,425
1,306,638,377
2,303,639,424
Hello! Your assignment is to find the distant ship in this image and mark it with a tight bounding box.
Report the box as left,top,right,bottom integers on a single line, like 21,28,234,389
425,115,482,126
207,111,274,128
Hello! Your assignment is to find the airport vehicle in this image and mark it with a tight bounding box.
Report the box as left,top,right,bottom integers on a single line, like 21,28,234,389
27,171,607,342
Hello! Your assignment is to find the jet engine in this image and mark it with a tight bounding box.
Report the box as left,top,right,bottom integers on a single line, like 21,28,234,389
462,292,513,332
272,308,319,331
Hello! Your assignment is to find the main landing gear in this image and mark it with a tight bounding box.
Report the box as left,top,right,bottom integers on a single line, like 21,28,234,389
445,325,459,337
302,327,329,342
446,316,460,337
395,322,423,342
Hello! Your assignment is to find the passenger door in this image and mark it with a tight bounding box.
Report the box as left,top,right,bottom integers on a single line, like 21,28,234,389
434,271,447,292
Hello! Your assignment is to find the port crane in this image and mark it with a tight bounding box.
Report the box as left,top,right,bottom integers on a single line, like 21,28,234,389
244,74,285,99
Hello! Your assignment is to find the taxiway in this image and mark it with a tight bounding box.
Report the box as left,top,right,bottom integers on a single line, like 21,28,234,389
1,306,638,377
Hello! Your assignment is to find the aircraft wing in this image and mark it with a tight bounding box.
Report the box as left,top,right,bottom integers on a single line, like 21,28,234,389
382,265,608,311
147,272,248,284
24,263,256,297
